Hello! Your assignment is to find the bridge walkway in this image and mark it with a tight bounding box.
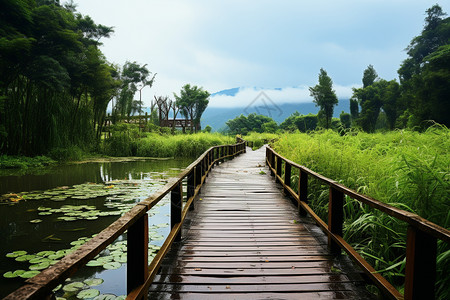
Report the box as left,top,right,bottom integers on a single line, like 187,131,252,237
148,146,373,299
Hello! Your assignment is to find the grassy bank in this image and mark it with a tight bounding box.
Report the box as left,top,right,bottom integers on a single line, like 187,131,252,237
271,127,449,297
103,132,235,158
0,155,56,169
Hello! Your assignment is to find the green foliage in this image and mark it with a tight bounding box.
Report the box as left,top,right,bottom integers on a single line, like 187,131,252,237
339,111,351,129
280,112,320,132
115,61,155,120
0,155,55,169
174,84,210,133
243,132,278,149
47,146,85,161
398,4,450,128
204,125,212,133
0,0,118,155
309,68,338,129
226,113,278,135
272,127,449,296
103,131,233,158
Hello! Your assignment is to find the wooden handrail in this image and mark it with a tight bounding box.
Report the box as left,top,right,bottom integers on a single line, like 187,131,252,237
4,139,247,300
265,146,450,300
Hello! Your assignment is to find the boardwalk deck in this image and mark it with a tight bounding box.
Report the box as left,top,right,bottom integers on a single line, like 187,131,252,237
149,147,374,299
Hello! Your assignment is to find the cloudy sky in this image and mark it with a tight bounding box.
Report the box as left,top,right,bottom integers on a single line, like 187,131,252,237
70,0,448,108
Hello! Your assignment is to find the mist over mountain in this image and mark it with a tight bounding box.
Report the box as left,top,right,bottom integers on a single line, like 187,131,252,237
202,91,350,132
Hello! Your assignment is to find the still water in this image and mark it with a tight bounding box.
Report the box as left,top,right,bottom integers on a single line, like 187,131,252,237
0,158,191,299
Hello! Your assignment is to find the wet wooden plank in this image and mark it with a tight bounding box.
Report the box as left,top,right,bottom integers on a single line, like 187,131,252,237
149,147,373,299
161,261,334,269
153,274,352,284
149,282,357,292
147,291,360,300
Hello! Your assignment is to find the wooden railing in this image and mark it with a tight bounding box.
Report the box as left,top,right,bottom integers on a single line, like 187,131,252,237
4,140,247,300
266,146,450,300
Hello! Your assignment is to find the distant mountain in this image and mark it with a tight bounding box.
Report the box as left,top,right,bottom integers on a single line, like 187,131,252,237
210,87,240,97
201,99,350,132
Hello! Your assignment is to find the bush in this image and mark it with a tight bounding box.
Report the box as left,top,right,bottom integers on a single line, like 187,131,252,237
48,146,84,161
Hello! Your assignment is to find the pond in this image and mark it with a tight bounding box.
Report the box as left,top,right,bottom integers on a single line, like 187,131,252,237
0,158,192,299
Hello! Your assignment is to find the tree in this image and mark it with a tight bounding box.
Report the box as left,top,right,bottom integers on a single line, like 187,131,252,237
382,80,401,130
353,79,388,132
0,0,119,155
309,68,338,129
339,111,351,129
349,98,359,124
115,62,156,121
226,113,275,135
174,84,210,133
397,4,450,128
362,65,378,88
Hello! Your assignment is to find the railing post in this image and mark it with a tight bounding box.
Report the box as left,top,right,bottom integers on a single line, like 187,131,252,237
171,182,182,242
275,155,282,183
187,169,195,210
284,162,291,195
127,213,149,296
299,170,308,216
269,150,275,176
404,226,437,300
328,186,344,255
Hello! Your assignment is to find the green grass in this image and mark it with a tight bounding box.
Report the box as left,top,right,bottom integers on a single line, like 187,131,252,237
103,132,235,158
271,126,449,298
0,155,56,169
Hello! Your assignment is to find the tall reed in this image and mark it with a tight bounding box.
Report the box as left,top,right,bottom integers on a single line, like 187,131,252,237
272,126,449,298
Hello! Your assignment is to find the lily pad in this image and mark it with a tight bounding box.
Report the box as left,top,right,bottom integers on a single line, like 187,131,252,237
29,257,49,264
53,284,62,292
19,270,40,278
48,253,65,260
3,271,17,278
63,281,85,292
113,255,127,264
77,289,100,299
36,250,55,257
38,212,52,216
86,260,103,267
6,250,27,258
16,254,36,262
93,294,117,300
4,270,27,278
83,278,104,286
29,261,50,270
103,262,121,270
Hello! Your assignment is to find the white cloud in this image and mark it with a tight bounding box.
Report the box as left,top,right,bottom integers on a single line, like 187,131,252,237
70,0,449,108
209,84,357,108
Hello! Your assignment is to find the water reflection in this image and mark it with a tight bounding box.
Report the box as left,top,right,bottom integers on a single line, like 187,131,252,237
0,157,191,298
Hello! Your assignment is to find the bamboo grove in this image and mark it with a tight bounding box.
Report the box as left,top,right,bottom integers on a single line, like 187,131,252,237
0,0,121,155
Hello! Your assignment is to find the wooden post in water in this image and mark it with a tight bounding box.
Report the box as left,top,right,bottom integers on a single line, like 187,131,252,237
404,226,437,300
127,213,149,296
328,187,344,255
171,182,182,242
299,170,308,216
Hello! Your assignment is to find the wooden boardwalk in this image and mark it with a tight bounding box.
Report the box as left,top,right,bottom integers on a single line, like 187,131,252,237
149,147,373,299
